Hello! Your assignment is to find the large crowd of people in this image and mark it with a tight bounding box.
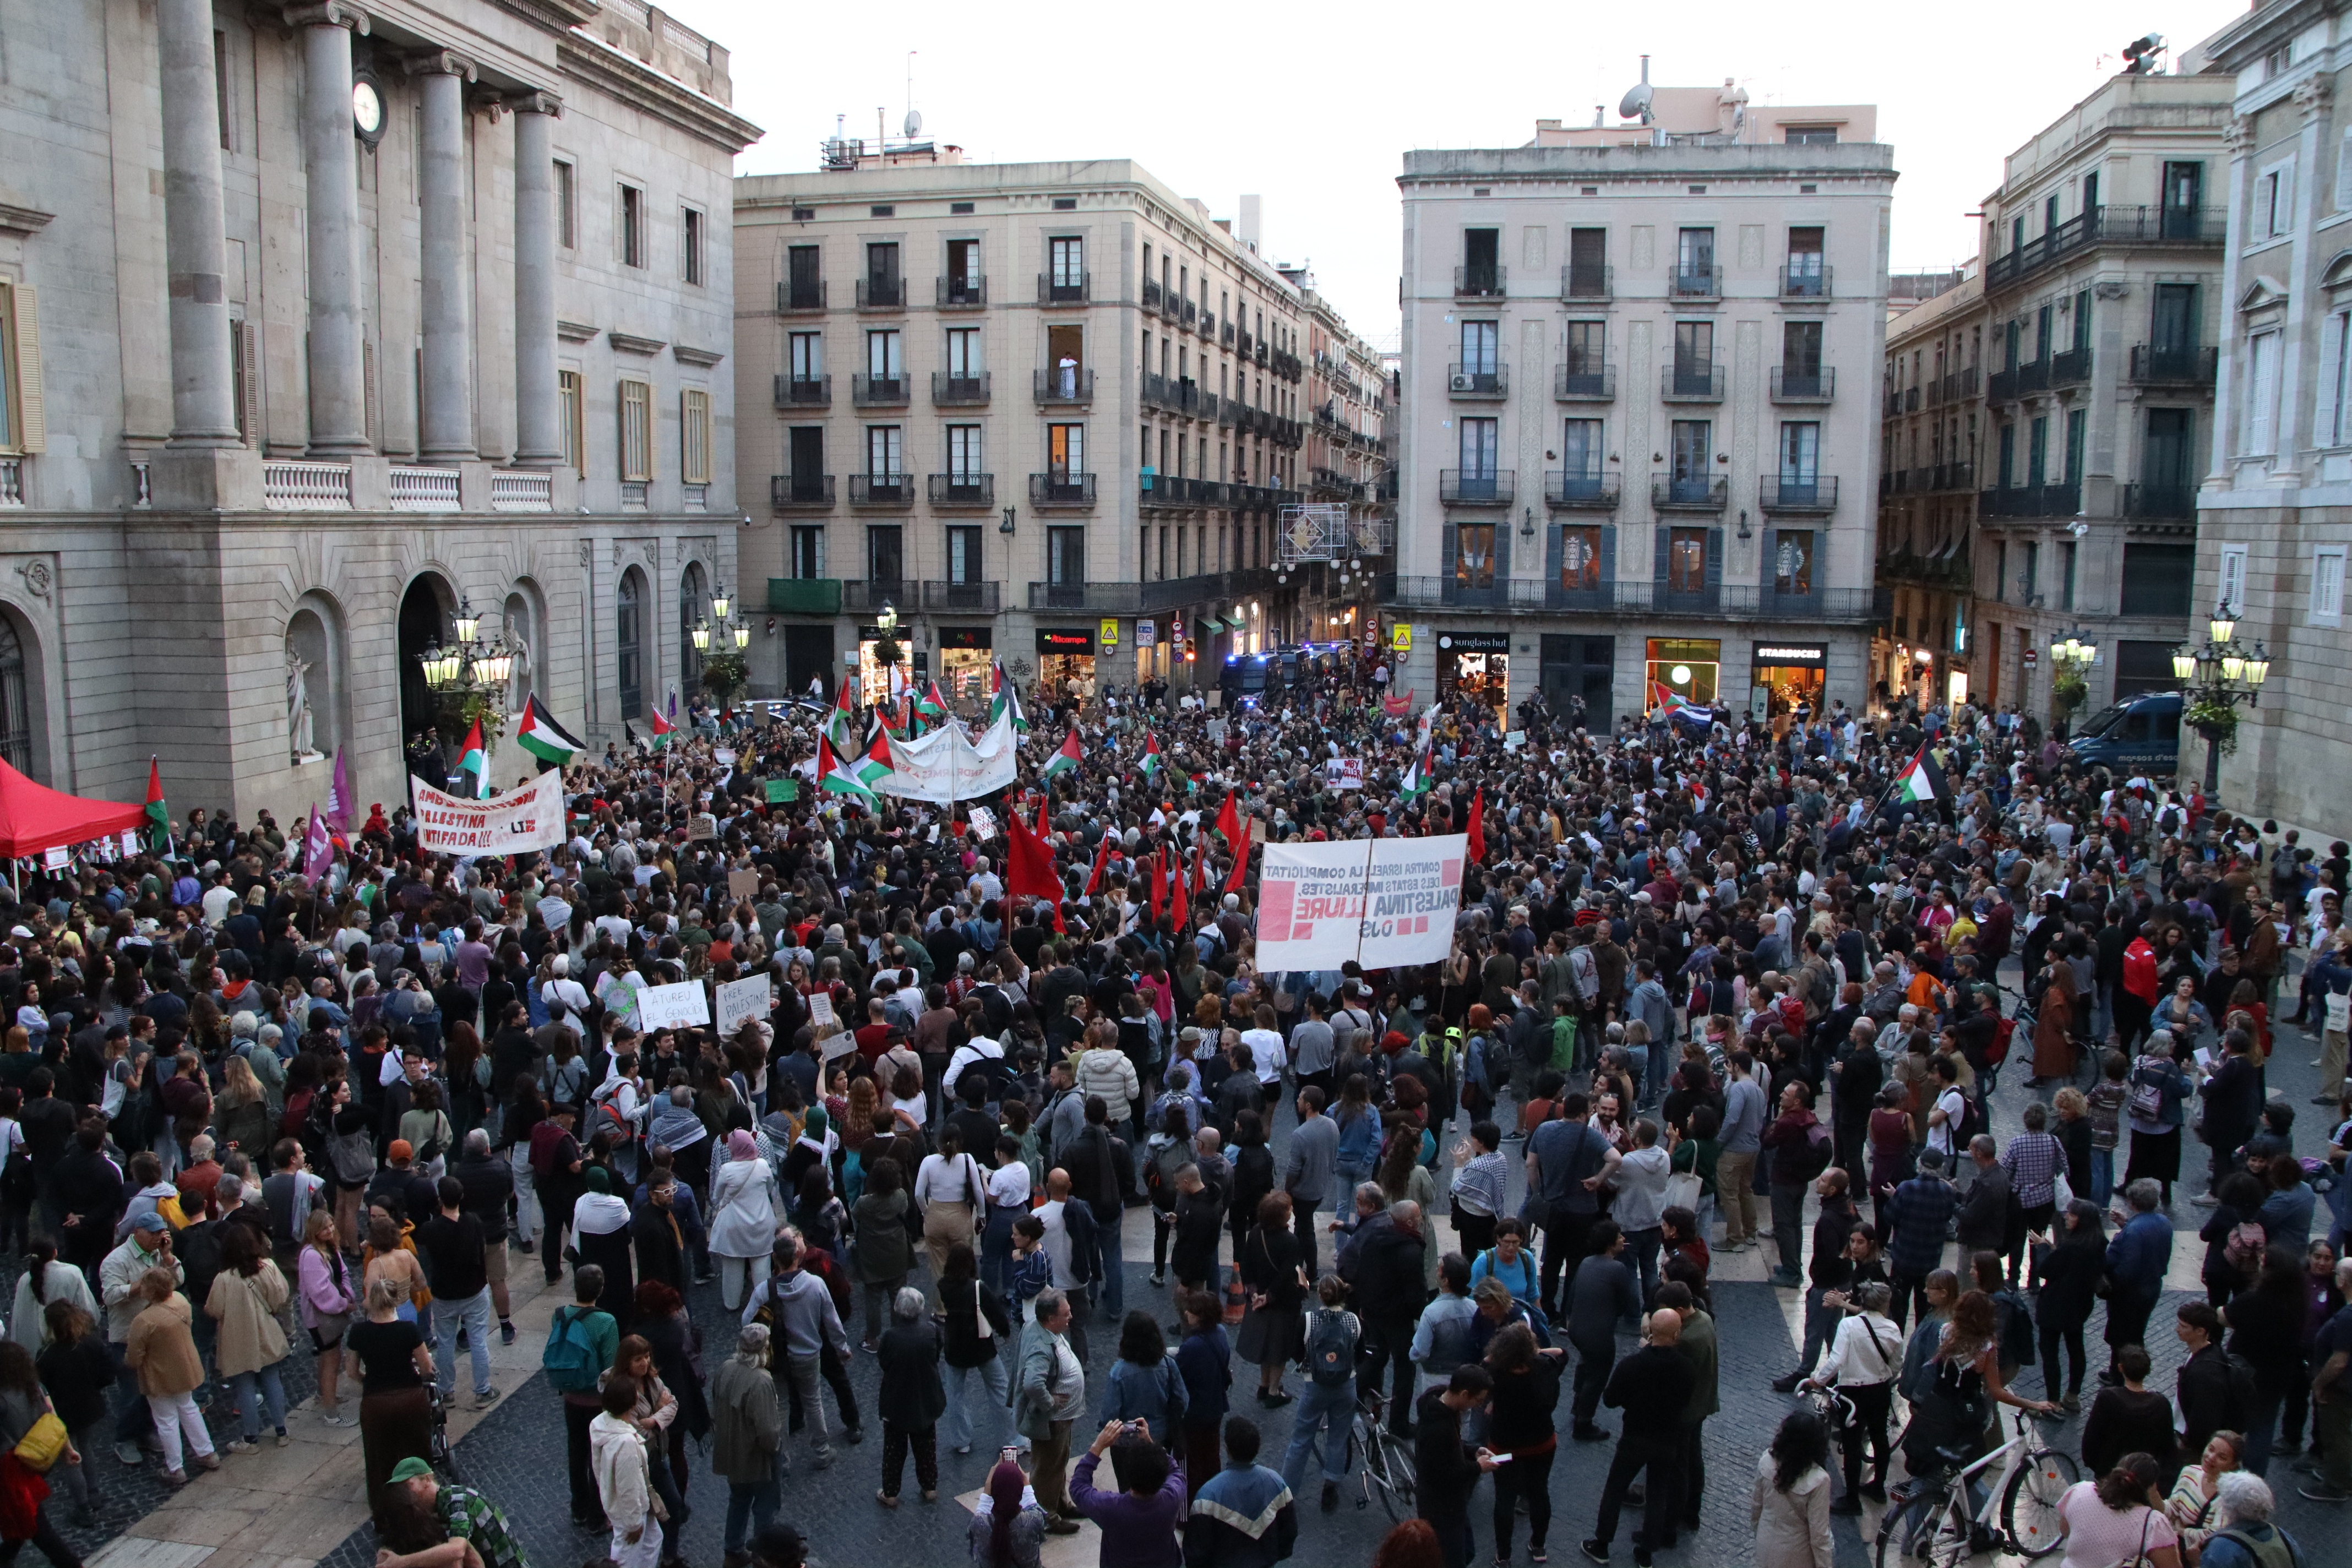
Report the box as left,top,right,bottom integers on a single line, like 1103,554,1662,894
0,655,2337,1568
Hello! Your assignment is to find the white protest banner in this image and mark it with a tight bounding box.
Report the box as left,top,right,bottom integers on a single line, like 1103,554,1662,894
636,981,710,1030
965,805,999,842
808,990,837,1030
1252,834,1467,971
1322,759,1364,792
411,767,567,856
821,1030,861,1062
726,869,760,901
877,710,1020,803
714,974,773,1037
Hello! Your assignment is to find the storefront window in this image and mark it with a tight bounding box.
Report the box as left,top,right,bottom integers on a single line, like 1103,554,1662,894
937,629,993,710
1437,632,1511,715
1645,636,1720,705
1750,643,1827,721
1036,628,1097,702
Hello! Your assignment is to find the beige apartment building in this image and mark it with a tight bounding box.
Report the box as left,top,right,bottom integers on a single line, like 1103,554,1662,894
732,152,1324,705
1391,84,1893,729
1968,67,2233,722
1278,264,1393,648
0,0,752,820
2195,0,2352,835
1876,269,1986,710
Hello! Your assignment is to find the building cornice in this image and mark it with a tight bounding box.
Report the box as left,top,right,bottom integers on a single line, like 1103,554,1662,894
489,0,600,34
671,344,723,367
1398,143,1896,187
555,31,759,154
608,331,666,355
0,199,55,237
2204,0,2330,73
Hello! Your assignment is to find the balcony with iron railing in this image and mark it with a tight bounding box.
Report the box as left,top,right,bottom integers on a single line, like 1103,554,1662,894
851,372,910,406
1662,363,1725,402
855,276,905,310
1985,204,2225,292
2128,344,2218,388
1219,396,1239,427
1904,386,1920,411
1454,264,1506,298
1988,358,2049,401
769,473,835,509
1439,469,1513,505
1760,475,1839,514
1142,279,1163,312
1977,481,2081,519
927,473,996,509
1198,309,1215,339
841,580,910,612
2122,481,2197,519
1033,367,1095,405
1384,575,1886,621
1554,364,1616,401
1670,264,1723,301
774,373,831,409
922,580,1001,612
932,371,990,406
1653,475,1728,511
1236,329,1253,356
1770,367,1835,403
1254,341,1269,366
1932,461,1975,492
1179,299,1197,329
1159,289,1181,323
1560,263,1612,301
1038,270,1090,304
1781,262,1832,299
1221,321,1235,350
1943,366,1979,401
2049,346,2092,389
1545,471,1620,509
1028,472,1097,508
1447,363,1508,399
848,472,914,508
775,279,826,313
937,275,987,308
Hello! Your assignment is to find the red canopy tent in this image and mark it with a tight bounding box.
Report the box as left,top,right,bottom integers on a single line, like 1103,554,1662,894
0,758,149,861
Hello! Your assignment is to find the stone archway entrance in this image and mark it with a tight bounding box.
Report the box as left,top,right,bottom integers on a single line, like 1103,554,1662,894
397,573,455,780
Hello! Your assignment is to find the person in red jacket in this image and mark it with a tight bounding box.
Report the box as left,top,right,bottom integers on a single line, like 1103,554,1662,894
2117,934,2160,1053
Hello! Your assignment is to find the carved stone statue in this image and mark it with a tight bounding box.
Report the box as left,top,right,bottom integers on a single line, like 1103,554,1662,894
286,648,319,761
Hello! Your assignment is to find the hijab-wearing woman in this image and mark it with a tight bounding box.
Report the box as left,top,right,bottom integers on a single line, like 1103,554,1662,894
967,1454,1049,1567
708,1129,783,1311
573,1165,638,1330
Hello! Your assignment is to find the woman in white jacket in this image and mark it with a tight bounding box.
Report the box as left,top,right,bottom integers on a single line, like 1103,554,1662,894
591,1372,666,1568
1750,1406,1836,1568
707,1129,782,1310
8,1238,96,1354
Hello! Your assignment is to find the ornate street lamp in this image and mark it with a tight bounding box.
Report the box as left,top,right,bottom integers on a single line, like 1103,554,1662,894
2174,600,2272,803
414,595,522,720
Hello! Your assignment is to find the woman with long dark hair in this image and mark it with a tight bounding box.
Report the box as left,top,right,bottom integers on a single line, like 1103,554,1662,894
2052,1452,2181,1568
1750,1406,1834,1568
1483,1319,1566,1563
2223,1245,2309,1474
2035,1199,2108,1409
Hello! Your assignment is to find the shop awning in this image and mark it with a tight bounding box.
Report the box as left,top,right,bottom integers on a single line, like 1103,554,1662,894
0,759,150,861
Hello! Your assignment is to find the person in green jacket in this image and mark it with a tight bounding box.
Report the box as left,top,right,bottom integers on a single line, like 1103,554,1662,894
712,1323,786,1567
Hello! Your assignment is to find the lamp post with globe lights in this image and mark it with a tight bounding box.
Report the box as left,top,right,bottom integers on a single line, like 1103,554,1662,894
416,595,522,732
2046,625,2098,731
2171,602,2271,803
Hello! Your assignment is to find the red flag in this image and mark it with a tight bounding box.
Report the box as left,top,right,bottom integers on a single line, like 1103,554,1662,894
1084,827,1117,896
1170,842,1190,934
1146,851,1166,924
1036,791,1051,841
1464,786,1486,865
1223,836,1251,897
1191,839,1208,896
1005,810,1063,903
1215,790,1245,848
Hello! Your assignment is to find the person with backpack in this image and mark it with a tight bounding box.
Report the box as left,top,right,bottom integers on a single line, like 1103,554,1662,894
2198,1472,2307,1568
2201,1173,2272,1308
531,1105,586,1286
2124,1031,2196,1208
545,1262,621,1530
1278,1275,1360,1512
740,1234,856,1469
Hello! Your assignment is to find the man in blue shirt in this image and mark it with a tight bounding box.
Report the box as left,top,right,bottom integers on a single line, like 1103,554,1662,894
2101,1178,2174,1386
1880,1150,1960,1331
1714,1053,1768,1251
1526,1092,1620,1319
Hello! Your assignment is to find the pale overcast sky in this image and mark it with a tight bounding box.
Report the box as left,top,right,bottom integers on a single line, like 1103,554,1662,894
662,1,2253,350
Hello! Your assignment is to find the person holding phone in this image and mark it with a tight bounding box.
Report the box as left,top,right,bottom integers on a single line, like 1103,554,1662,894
1069,1418,1187,1566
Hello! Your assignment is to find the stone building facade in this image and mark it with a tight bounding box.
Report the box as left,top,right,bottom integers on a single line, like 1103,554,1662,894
0,0,754,826
1875,269,1986,712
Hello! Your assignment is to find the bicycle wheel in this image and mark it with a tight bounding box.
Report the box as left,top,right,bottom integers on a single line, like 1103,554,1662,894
2000,1447,2080,1559
1369,1428,1415,1521
1875,1489,1969,1568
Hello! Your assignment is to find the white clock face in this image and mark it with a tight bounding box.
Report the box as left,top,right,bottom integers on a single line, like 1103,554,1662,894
352,80,383,136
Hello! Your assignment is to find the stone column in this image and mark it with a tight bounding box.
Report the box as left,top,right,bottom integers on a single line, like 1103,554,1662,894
290,4,370,455
511,92,564,467
412,52,476,459
157,0,239,447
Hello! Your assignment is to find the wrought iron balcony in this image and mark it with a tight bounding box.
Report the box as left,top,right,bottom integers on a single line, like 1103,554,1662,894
1781,263,1831,298
1454,264,1506,298
769,473,835,509
776,279,825,313
2128,344,2218,387
1383,576,1886,622
927,473,996,508
1985,204,2225,293
937,275,987,308
1033,367,1095,405
1180,299,1197,328
2122,482,2197,520
2049,347,2092,388
774,373,831,408
1662,364,1725,401
1142,279,1163,311
1770,367,1835,402
856,276,905,310
1198,309,1215,339
1038,271,1090,304
932,372,990,405
1670,265,1723,300
1028,472,1097,508
1652,476,1728,511
1553,364,1616,401
848,473,914,507
1221,321,1235,350
1447,364,1508,399
1545,472,1619,509
841,580,909,613
1560,263,1611,301
1439,470,1513,505
1943,366,1979,401
922,580,1001,611
1760,476,1839,514
851,373,910,406
1977,482,2081,519
1159,288,1181,322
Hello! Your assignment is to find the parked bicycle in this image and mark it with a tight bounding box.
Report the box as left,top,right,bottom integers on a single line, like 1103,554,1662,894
1875,1407,2077,1567
1348,1389,1417,1521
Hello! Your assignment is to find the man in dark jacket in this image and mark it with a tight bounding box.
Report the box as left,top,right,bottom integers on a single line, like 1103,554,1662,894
1060,1097,1134,1322
1953,1135,2010,1259
52,1115,126,1275
1582,1309,1698,1566
1827,1015,1883,1177
1341,1197,1428,1436
2173,1300,2240,1461
1185,1415,1299,1568
1881,1151,1961,1330
1414,1367,1499,1568
452,1129,517,1344
1566,1221,1641,1442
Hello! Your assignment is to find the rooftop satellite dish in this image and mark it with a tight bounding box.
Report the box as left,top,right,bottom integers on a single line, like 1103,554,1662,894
903,108,922,138
1619,53,1654,125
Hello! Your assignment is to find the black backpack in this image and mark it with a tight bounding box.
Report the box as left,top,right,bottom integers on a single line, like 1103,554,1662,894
177,1219,226,1308
976,985,1014,1036
1305,1308,1360,1387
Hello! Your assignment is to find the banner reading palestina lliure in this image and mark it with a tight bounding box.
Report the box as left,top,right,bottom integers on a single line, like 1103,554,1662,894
1250,834,1469,971
409,767,567,856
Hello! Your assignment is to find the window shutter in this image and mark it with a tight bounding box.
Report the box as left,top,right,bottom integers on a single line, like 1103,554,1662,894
238,320,262,447
1441,522,1457,598
1599,524,1617,591
2321,313,2348,451
1653,524,1670,584
12,285,42,454
1494,524,1511,584
1545,518,1562,584
1706,527,1724,587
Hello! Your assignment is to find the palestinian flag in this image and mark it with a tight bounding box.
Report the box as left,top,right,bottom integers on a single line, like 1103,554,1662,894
143,759,170,854
646,709,675,749
1890,743,1950,807
514,695,585,767
456,717,489,797
824,682,859,756
916,681,949,724
1400,745,1434,801
817,734,877,799
988,660,1028,733
1041,730,1081,782
1138,733,1163,782
854,729,896,790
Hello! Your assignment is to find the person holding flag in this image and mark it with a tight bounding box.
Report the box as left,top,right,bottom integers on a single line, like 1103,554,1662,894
455,717,491,797
514,694,586,771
